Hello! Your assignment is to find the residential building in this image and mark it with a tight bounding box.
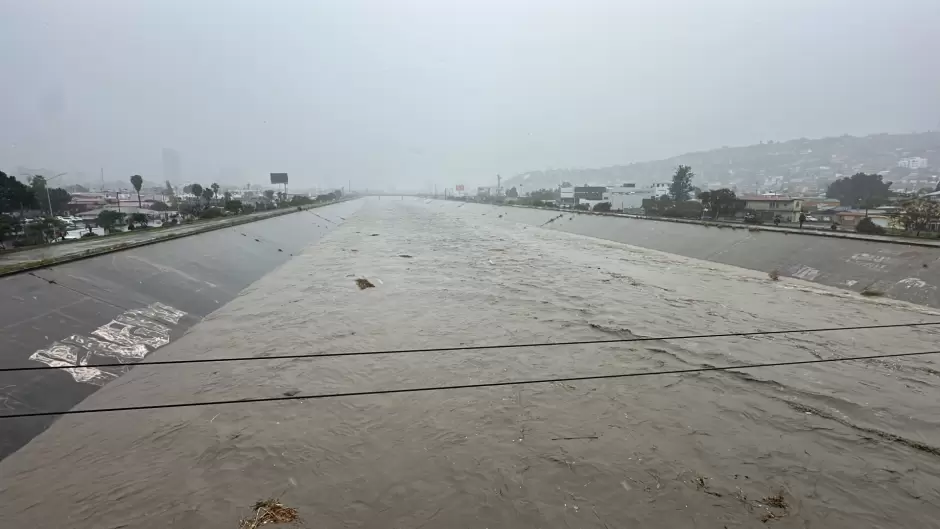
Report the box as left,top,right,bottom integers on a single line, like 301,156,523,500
67,193,108,213
737,196,804,222
898,157,928,169
802,198,841,211
651,182,670,197
559,186,575,206
834,210,891,229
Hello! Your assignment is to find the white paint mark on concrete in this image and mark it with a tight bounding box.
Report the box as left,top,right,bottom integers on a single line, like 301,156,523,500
92,320,170,349
848,253,890,272
28,344,117,386
61,335,148,361
845,280,858,287
28,303,187,385
142,302,187,325
791,266,820,281
897,278,931,289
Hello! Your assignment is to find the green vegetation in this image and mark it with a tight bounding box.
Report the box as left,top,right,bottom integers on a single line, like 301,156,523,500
199,207,224,219
224,200,243,214
0,171,36,214
129,212,149,228
826,172,892,209
592,202,611,212
97,210,126,234
697,188,738,219
891,198,940,236
130,174,144,207
856,217,885,235
668,165,694,201
642,196,704,218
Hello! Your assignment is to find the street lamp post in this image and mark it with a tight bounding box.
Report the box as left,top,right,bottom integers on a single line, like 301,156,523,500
44,173,68,217
22,172,67,217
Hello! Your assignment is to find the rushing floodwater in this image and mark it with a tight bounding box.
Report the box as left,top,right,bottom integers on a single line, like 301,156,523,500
1,198,939,528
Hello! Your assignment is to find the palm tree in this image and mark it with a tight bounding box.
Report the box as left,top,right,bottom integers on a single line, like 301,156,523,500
190,184,204,213
211,183,220,198
130,175,143,207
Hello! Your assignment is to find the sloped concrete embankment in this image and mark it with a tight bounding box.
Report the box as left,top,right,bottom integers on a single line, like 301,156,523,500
0,200,362,459
457,202,940,308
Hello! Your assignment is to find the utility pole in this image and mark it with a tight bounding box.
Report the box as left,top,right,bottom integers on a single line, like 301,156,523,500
100,168,104,191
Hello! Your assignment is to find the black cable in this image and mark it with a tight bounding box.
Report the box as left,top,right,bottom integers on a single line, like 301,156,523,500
27,272,132,313
2,348,938,419
4,321,938,374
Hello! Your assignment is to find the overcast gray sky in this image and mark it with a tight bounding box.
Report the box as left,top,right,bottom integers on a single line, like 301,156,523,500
2,0,938,190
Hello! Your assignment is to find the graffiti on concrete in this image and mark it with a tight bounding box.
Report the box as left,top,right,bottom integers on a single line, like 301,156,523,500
790,265,821,281
848,253,891,272
28,303,187,386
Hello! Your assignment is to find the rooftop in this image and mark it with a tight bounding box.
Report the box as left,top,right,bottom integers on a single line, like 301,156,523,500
738,196,800,202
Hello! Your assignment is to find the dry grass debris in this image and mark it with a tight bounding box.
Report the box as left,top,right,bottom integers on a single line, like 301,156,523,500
238,498,300,528
768,269,780,281
355,278,375,289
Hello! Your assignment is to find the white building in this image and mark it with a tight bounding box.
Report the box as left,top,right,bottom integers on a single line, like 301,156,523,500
651,183,670,197
898,157,929,169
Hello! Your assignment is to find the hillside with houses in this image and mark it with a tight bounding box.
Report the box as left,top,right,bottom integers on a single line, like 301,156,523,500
504,131,940,196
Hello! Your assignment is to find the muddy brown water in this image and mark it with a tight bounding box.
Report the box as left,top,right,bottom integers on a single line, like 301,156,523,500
1,197,939,528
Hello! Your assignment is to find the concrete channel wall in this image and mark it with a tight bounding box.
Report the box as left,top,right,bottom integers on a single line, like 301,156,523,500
0,200,362,459
458,202,940,308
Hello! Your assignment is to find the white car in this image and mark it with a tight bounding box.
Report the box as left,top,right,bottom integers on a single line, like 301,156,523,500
804,215,818,222
56,215,83,226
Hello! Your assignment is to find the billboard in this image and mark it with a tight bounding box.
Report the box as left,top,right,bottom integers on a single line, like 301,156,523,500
456,184,465,192
270,173,289,184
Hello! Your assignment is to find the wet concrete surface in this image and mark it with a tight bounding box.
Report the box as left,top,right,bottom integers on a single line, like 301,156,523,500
0,206,324,266
480,203,940,308
1,198,939,528
0,200,361,458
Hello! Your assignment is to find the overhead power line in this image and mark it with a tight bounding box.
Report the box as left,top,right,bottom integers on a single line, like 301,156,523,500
3,321,938,374
2,348,938,419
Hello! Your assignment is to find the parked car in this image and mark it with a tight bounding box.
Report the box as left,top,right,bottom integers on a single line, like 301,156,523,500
743,212,763,224
804,215,818,222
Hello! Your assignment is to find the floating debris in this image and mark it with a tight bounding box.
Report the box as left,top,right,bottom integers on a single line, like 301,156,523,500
768,269,780,281
370,233,379,236
398,254,413,258
762,492,788,509
356,278,375,289
861,287,885,297
239,498,300,529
